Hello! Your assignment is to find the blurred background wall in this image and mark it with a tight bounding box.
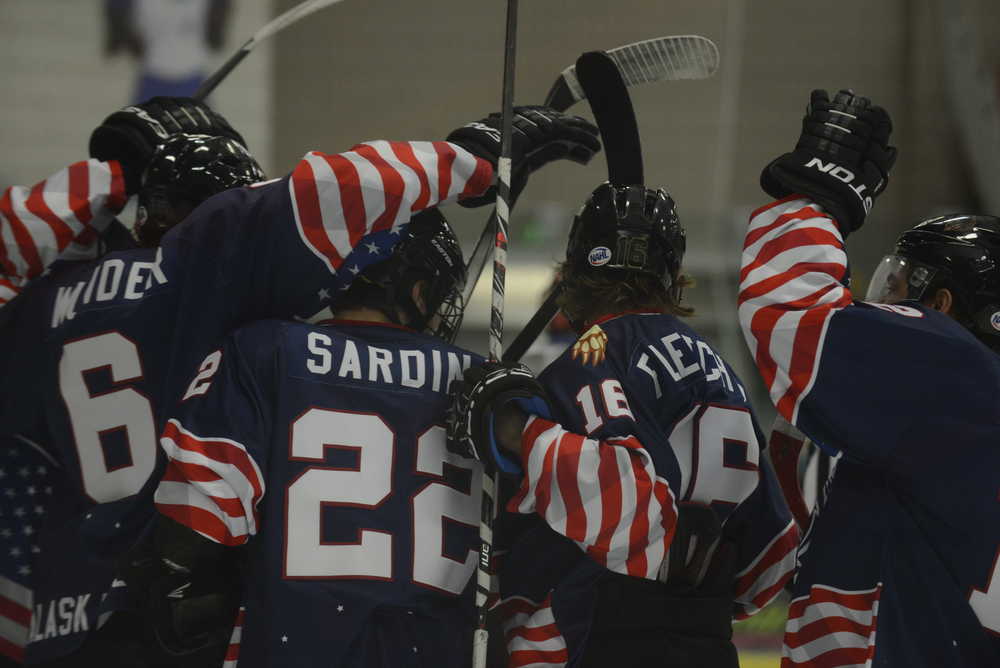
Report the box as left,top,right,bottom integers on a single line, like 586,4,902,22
2,0,999,418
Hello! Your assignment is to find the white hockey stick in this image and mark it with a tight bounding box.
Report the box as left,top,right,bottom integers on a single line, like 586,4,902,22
462,34,720,306
195,0,346,100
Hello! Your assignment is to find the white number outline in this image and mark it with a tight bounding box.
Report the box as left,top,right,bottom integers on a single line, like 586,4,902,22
59,330,157,503
672,403,761,512
282,408,479,595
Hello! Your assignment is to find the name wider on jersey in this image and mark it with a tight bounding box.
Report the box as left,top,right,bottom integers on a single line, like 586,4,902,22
51,250,168,328
304,331,473,394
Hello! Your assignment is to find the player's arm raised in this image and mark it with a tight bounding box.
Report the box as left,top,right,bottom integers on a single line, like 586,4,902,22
448,362,678,580
737,90,900,447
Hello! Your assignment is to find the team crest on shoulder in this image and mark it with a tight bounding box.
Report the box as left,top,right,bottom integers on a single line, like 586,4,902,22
572,324,609,366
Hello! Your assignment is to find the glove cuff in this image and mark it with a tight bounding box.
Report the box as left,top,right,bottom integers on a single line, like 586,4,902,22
761,153,867,236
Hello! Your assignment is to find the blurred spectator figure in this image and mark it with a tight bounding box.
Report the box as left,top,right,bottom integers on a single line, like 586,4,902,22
103,0,231,102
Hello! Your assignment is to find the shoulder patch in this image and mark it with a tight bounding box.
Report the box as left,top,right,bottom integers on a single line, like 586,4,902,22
571,324,609,366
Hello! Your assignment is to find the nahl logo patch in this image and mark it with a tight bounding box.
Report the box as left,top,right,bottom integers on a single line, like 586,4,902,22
572,324,609,366
990,311,1000,332
588,246,612,267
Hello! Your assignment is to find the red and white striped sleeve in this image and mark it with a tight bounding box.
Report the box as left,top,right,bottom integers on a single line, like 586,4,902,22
507,416,679,580
498,593,569,668
737,196,853,424
782,583,881,666
287,140,492,274
155,418,266,546
0,159,128,306
733,518,799,619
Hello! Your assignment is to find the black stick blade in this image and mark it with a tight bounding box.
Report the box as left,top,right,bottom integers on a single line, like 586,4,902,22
576,51,644,187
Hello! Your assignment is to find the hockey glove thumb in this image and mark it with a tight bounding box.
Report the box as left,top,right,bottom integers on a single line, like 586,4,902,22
446,361,552,476
447,105,601,208
760,89,897,236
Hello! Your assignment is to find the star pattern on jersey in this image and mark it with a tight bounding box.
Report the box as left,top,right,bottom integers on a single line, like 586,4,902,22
364,242,381,255
1,442,53,649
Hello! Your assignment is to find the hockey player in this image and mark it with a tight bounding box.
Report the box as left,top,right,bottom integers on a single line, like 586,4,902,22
0,100,600,665
150,209,490,668
0,96,246,310
449,182,798,667
739,89,1000,666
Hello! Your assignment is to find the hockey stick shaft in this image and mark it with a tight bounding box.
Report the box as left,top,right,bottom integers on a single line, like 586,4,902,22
473,3,518,666
195,0,345,100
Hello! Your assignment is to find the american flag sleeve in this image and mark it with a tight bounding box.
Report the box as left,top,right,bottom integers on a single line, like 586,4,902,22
0,159,127,307
737,196,853,425
155,336,269,547
507,416,679,580
287,140,493,276
731,455,799,620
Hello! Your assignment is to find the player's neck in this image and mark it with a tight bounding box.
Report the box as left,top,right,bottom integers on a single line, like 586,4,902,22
333,306,395,324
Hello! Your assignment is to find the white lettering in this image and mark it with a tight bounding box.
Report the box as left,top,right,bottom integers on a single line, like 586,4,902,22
637,353,662,399
96,259,125,301
82,264,100,303
72,594,90,632
44,600,57,638
306,332,333,374
149,247,168,287
663,333,699,380
400,350,425,388
51,282,85,327
123,262,149,300
432,349,443,393
338,340,362,380
57,597,73,635
369,347,393,383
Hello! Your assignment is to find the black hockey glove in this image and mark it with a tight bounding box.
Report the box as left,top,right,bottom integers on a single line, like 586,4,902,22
447,106,601,207
122,516,241,661
446,361,553,476
761,89,897,236
89,96,248,194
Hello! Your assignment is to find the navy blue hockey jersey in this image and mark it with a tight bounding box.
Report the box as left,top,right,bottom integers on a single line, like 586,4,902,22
498,312,798,667
0,142,492,662
739,196,1000,667
155,320,485,668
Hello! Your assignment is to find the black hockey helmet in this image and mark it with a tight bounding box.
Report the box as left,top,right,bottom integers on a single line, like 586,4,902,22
135,133,264,247
359,208,467,343
566,182,685,292
866,214,1000,348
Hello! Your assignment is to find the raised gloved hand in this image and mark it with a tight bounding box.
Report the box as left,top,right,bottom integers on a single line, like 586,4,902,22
89,96,248,194
447,105,601,207
446,361,552,475
760,89,896,236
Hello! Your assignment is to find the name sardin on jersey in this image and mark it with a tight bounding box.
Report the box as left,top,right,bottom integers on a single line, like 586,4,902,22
636,331,744,399
304,331,472,393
